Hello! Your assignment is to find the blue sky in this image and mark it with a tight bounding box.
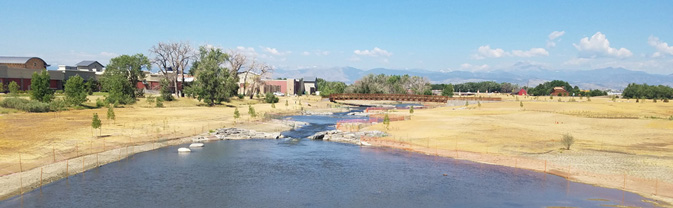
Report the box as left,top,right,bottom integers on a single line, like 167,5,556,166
1,0,672,74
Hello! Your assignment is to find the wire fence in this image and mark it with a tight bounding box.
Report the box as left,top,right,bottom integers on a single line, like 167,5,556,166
0,120,230,199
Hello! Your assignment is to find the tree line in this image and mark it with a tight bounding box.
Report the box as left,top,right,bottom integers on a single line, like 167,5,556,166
622,83,673,99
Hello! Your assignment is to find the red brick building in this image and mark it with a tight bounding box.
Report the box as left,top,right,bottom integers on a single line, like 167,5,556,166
0,56,63,90
550,87,569,96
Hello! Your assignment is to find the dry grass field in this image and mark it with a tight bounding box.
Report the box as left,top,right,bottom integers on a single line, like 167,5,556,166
0,94,328,176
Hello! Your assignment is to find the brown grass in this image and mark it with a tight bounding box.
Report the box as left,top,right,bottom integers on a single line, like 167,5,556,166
0,94,329,175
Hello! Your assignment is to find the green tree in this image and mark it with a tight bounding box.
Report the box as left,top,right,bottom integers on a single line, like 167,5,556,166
0,81,4,93
409,106,414,114
316,78,347,97
442,84,454,97
383,113,390,130
190,46,233,106
92,113,102,136
160,78,174,101
30,70,54,102
64,75,88,106
248,105,256,118
8,81,19,97
561,133,575,150
107,105,116,124
102,54,151,104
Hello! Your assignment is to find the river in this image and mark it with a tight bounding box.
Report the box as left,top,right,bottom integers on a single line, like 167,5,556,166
0,109,654,207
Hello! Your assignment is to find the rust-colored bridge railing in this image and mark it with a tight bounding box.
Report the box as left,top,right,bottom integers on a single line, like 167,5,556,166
329,93,449,103
329,93,502,103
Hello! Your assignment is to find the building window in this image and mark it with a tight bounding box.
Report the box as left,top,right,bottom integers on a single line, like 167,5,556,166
34,63,37,67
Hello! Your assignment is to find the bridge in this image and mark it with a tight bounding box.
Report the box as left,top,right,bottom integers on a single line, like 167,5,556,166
329,93,502,103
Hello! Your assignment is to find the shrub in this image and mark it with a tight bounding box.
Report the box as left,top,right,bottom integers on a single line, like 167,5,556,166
264,92,279,103
0,97,51,112
95,98,106,108
409,106,414,114
146,95,155,106
383,113,390,130
8,81,20,97
248,105,256,117
0,81,4,93
664,98,669,103
234,107,240,120
156,97,164,107
561,133,575,150
49,98,67,112
237,94,244,99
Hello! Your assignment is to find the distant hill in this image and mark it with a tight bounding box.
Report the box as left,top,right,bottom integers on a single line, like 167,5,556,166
272,67,673,90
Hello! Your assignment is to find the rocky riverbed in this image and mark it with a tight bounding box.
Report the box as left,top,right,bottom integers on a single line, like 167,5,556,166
308,130,387,145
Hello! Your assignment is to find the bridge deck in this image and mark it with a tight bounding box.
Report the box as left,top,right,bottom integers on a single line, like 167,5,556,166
329,93,501,103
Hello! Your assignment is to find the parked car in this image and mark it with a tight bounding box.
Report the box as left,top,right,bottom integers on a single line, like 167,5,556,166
273,92,285,96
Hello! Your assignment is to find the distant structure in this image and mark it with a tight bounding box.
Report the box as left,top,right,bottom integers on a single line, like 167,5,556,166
0,56,63,90
57,60,106,81
236,72,318,96
302,76,317,95
517,89,528,96
550,87,569,96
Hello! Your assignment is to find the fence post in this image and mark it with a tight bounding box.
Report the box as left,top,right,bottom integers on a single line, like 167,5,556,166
655,179,658,196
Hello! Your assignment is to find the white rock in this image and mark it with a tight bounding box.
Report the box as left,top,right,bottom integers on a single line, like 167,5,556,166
189,143,204,148
178,147,191,153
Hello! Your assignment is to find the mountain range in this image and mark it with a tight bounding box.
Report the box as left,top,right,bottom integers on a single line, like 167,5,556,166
273,66,673,90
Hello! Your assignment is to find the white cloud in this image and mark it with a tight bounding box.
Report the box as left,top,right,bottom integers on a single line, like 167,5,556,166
573,32,632,58
235,46,258,57
473,45,548,59
475,45,506,59
302,50,330,56
262,47,290,56
648,36,673,57
354,47,392,57
460,63,490,71
546,31,565,48
511,48,549,57
548,31,565,40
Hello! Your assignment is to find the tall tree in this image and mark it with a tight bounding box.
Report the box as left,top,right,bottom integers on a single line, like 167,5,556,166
64,75,88,106
190,46,231,106
442,84,454,97
150,41,194,98
102,54,151,104
248,62,273,99
30,70,54,102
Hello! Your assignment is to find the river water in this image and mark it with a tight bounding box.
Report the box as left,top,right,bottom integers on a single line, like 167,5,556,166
0,110,655,207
